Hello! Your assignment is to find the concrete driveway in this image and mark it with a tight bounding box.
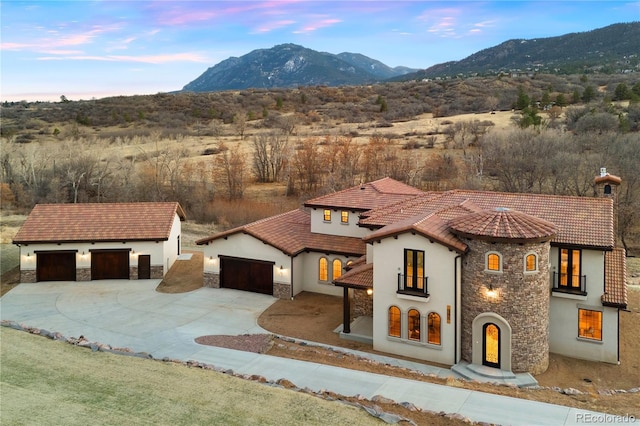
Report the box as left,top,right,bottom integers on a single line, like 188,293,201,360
0,280,612,425
0,280,276,361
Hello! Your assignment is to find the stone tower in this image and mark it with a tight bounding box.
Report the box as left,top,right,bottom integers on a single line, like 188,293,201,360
449,208,557,374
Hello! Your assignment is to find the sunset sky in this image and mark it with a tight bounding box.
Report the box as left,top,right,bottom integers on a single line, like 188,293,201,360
2,1,638,102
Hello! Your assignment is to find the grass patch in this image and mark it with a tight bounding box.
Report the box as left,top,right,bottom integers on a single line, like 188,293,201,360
0,327,380,425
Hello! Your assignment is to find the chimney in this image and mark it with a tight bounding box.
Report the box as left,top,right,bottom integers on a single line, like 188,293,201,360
594,167,622,240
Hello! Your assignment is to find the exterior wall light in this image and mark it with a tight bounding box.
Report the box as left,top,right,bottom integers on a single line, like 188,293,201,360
486,284,498,299
366,288,373,296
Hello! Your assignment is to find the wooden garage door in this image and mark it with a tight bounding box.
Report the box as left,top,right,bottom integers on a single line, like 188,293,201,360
91,250,130,280
220,256,274,295
36,251,76,282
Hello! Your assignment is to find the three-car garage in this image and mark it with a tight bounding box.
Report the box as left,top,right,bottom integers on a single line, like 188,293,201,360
14,202,186,284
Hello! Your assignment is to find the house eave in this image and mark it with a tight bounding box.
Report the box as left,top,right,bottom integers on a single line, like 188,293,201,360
13,238,169,245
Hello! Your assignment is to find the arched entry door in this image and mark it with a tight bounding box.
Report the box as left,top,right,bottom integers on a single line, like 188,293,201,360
482,323,500,368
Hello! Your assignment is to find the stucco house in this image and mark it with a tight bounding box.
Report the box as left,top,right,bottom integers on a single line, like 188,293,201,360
13,202,185,282
197,174,627,376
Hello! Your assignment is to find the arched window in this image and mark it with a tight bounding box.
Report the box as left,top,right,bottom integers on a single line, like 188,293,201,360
319,257,328,281
525,253,537,272
332,259,343,279
408,309,421,341
486,252,501,272
428,312,441,345
388,306,401,338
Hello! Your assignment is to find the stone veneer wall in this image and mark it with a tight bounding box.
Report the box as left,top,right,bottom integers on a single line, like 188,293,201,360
353,289,373,317
20,270,36,283
460,238,551,374
203,272,220,288
77,268,91,281
150,266,164,279
273,282,290,299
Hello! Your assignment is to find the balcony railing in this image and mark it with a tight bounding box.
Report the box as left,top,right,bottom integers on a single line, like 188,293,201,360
552,272,587,295
397,273,429,297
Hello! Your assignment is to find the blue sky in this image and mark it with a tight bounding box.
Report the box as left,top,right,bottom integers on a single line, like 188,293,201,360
2,1,638,102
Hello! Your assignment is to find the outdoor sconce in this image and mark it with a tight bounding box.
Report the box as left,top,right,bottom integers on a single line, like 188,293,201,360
366,288,373,296
486,284,498,299
280,265,283,270
26,252,31,257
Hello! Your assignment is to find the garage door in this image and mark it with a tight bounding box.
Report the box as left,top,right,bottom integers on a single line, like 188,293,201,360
91,250,130,280
36,251,76,282
220,256,274,295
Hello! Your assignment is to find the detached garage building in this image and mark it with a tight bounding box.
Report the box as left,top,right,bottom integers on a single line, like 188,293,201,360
13,202,185,283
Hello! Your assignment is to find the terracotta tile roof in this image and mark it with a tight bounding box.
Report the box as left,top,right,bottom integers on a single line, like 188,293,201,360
602,248,627,308
196,209,365,257
448,208,557,243
364,212,469,253
594,173,622,185
361,189,614,249
451,190,614,249
304,177,423,211
13,202,185,244
346,255,367,270
333,262,373,289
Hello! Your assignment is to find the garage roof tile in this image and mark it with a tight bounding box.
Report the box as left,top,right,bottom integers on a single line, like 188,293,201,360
13,202,185,244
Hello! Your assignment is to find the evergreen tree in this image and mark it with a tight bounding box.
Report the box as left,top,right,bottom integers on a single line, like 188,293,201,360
582,85,596,103
516,87,530,110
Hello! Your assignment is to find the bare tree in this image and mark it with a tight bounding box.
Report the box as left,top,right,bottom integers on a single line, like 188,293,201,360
292,137,323,194
252,131,289,183
216,142,246,200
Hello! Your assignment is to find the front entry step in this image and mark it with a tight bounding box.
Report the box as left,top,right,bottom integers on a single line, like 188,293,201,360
452,361,538,387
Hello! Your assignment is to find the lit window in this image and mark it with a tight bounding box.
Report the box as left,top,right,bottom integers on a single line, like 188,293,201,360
559,248,582,289
341,211,349,223
404,249,425,290
319,258,328,281
525,253,537,272
578,309,602,341
323,209,331,222
428,312,441,345
408,309,421,341
487,253,501,272
388,306,401,337
332,259,342,280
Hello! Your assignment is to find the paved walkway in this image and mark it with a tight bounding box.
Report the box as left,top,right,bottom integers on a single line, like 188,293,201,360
0,280,613,425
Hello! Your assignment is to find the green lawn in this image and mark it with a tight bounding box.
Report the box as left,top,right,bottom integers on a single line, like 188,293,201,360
0,244,19,276
0,327,380,426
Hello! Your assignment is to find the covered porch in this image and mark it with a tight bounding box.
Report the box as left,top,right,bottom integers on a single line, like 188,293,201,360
332,258,374,344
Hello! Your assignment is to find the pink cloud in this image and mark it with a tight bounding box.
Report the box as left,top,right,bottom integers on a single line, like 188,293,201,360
1,25,119,52
36,52,210,64
149,0,304,27
254,20,296,34
294,18,342,34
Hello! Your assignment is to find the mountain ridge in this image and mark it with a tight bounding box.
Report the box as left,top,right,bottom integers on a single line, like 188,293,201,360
183,43,418,92
183,22,639,92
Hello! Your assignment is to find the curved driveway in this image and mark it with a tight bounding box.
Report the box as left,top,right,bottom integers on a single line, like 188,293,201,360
1,280,611,426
